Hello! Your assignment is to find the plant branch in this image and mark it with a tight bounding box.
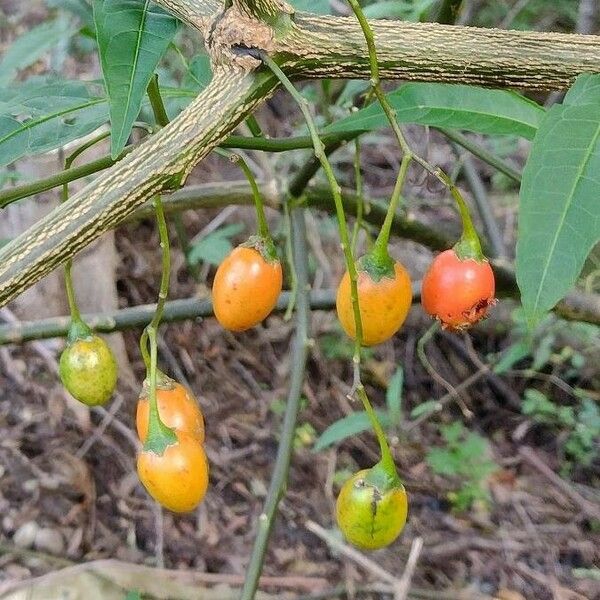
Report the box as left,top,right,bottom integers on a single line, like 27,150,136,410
0,273,597,344
0,290,330,344
0,132,359,210
0,67,279,307
279,15,600,90
152,0,222,31
240,206,311,600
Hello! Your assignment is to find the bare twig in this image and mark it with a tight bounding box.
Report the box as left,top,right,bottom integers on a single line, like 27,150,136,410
305,520,398,585
519,447,600,521
394,537,424,600
240,207,312,600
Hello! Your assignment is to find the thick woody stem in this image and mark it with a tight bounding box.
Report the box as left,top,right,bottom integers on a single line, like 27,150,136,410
279,16,600,89
153,0,222,31
152,0,600,90
0,68,278,307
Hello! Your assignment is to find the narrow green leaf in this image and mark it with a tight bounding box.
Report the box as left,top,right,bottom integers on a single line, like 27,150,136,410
516,101,600,325
325,83,543,139
385,366,404,424
93,0,179,158
492,340,531,374
313,410,390,452
0,17,76,85
410,400,438,419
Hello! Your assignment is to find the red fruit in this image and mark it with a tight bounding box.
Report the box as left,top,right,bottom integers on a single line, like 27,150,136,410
421,249,495,330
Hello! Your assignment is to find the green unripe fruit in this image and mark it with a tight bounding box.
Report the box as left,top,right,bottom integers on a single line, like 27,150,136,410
59,335,118,406
336,468,408,550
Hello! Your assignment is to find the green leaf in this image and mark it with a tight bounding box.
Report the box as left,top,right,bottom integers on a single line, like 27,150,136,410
289,0,331,14
522,388,558,422
410,399,438,419
0,78,108,167
493,340,531,374
188,223,245,266
563,74,600,106
363,0,437,20
313,410,390,452
386,366,404,424
0,17,76,85
48,0,95,28
93,0,179,157
516,100,600,325
125,592,142,600
325,83,543,139
182,54,213,92
531,333,555,371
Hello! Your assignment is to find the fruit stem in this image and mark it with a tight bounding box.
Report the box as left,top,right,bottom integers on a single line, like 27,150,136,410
143,326,177,454
140,195,177,453
139,196,171,372
260,53,365,351
351,137,364,251
437,171,485,260
356,384,399,484
347,0,414,271
216,148,277,260
371,153,412,268
345,0,409,475
261,52,397,482
60,131,112,325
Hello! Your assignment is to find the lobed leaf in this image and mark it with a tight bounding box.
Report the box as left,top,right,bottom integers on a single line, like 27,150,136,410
0,79,108,167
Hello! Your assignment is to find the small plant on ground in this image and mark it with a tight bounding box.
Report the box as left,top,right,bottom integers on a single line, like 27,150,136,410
426,421,498,511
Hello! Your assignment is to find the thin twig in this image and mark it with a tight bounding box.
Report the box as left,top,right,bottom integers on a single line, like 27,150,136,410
416,323,473,419
394,537,424,600
240,207,311,600
305,520,398,586
519,447,600,521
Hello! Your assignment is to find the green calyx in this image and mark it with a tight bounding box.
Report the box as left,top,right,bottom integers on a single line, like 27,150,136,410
438,170,486,262
453,235,485,262
66,317,93,343
358,250,395,282
365,459,402,493
243,234,279,264
143,409,178,456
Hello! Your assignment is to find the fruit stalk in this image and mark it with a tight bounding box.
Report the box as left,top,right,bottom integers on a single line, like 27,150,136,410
260,54,365,355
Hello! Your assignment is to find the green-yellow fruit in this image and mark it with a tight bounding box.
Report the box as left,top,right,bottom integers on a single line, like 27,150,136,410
59,335,118,406
336,469,408,550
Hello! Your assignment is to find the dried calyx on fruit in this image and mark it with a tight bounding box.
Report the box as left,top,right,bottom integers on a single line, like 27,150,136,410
422,176,496,330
